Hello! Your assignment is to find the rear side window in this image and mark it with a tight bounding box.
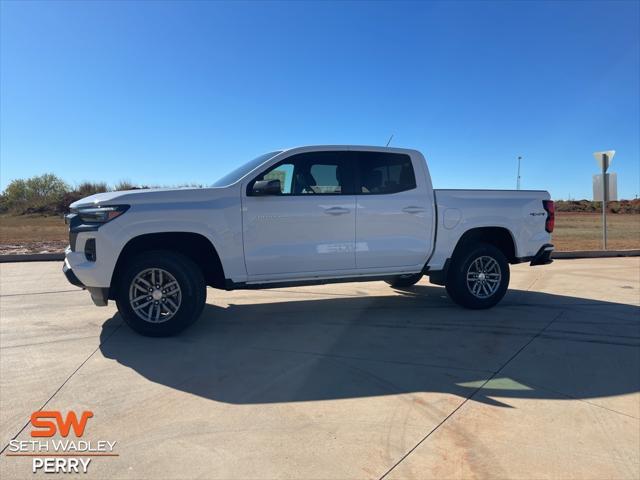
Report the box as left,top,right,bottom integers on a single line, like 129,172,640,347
357,152,416,194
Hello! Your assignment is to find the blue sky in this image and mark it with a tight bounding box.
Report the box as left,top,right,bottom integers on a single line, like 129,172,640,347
1,0,638,199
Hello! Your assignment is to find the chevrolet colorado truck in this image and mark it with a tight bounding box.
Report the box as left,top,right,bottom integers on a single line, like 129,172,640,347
63,146,554,336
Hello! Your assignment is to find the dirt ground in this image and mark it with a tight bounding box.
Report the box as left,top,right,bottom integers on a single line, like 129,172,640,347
0,212,639,254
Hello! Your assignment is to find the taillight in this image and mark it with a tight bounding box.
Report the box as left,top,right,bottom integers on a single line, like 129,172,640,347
542,200,555,233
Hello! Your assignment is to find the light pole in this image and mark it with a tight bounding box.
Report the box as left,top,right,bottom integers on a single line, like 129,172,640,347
516,156,522,190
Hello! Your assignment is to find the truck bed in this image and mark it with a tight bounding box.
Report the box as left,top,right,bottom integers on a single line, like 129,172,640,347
427,189,552,270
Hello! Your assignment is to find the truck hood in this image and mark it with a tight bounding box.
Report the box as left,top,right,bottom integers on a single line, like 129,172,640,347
70,187,227,209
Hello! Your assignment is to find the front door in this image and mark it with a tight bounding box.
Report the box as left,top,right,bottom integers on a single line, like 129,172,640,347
242,151,357,278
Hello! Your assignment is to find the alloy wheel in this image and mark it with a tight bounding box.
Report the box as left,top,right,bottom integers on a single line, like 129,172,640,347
466,256,501,299
128,268,182,323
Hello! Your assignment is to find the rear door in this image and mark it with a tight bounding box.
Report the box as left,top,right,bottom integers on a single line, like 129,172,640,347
354,151,434,269
242,150,358,278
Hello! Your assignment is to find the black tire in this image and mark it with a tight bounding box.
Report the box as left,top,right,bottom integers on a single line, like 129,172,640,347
385,273,423,288
115,250,206,336
445,243,509,309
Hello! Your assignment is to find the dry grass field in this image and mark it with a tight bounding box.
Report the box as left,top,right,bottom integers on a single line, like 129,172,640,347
0,212,638,254
0,214,67,254
553,212,640,251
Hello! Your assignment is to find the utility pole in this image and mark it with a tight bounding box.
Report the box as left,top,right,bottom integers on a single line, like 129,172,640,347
516,156,522,190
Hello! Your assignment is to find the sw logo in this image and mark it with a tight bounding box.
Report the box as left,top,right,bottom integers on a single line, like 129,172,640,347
30,410,94,438
7,410,117,474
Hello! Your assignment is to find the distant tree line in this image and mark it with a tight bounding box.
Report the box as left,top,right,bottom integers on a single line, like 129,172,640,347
554,199,639,214
0,173,202,215
0,173,637,216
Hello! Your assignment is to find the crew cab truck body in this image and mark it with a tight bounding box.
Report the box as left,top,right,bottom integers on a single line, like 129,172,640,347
63,146,554,336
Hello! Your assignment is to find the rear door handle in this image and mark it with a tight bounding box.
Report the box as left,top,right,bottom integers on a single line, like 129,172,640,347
324,207,350,216
402,206,425,214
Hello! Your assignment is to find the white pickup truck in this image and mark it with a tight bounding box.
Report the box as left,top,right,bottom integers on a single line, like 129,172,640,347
63,146,554,336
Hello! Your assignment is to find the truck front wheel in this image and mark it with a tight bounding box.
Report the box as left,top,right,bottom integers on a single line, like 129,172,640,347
445,243,509,309
115,251,206,336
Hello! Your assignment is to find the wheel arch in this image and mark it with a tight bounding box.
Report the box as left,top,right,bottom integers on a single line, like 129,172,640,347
451,226,517,264
109,232,226,297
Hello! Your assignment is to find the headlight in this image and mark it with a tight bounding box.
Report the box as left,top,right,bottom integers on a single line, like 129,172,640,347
76,205,129,224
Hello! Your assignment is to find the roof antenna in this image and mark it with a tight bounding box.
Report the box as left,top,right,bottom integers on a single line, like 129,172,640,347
385,134,394,147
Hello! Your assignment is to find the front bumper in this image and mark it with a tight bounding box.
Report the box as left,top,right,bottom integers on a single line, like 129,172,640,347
63,262,84,288
63,259,109,306
530,244,554,266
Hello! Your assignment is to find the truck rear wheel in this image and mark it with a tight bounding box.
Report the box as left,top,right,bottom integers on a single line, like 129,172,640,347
445,243,509,309
385,273,423,288
115,250,206,336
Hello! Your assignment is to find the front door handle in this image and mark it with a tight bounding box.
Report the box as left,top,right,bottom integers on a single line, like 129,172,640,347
402,206,425,214
324,207,350,216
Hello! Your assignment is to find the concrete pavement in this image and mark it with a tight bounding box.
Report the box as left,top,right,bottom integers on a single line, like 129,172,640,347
0,258,638,479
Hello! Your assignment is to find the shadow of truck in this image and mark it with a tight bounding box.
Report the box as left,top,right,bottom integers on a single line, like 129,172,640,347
100,285,640,410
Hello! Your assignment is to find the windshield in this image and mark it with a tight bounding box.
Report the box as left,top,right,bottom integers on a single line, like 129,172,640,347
212,151,282,187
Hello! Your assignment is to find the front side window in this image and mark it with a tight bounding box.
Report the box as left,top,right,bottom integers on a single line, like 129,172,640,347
263,163,294,194
357,152,416,194
248,151,356,195
308,163,342,194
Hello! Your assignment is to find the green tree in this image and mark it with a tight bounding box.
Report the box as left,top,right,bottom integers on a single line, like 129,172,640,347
2,173,69,214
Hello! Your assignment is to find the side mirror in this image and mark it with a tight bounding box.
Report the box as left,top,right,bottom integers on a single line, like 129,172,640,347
252,179,281,196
